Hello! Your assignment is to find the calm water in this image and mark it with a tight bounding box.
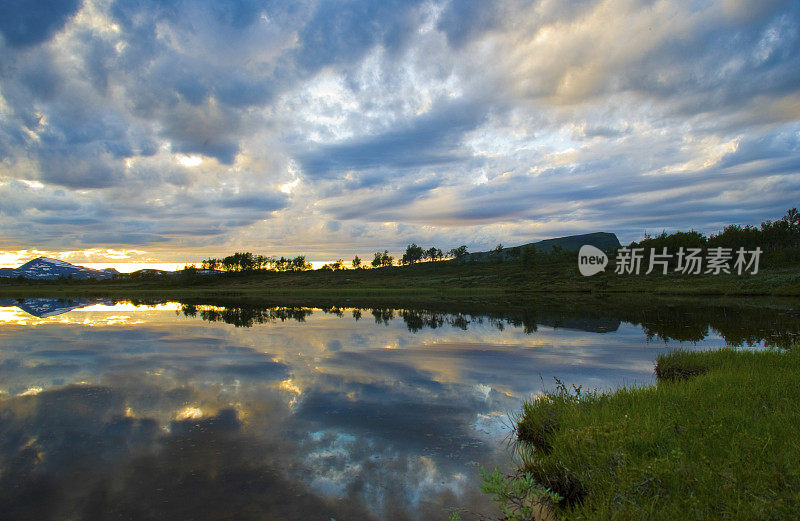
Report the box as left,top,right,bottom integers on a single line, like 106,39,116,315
1,297,798,520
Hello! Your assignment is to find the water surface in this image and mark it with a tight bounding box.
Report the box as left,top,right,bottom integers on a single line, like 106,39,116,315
0,297,797,520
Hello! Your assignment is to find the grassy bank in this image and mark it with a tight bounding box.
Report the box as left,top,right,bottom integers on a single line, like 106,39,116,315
2,258,800,300
501,348,800,520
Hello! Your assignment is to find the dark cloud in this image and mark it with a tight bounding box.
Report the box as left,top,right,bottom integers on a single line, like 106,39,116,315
293,0,425,71
437,0,502,48
720,127,800,168
621,3,800,113
298,99,488,178
0,182,82,216
79,232,172,245
577,123,632,139
0,0,82,48
36,145,126,188
215,72,274,107
16,53,63,100
219,192,289,211
110,0,269,31
325,176,442,220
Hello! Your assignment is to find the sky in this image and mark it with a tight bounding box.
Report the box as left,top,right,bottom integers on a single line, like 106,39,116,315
1,0,799,267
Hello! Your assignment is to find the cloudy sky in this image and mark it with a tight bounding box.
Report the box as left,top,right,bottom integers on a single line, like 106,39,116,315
1,0,799,266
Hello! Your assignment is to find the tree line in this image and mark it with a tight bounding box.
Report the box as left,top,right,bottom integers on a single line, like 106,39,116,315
398,244,469,265
199,252,311,272
190,209,799,274
194,244,470,273
632,208,800,266
511,208,800,268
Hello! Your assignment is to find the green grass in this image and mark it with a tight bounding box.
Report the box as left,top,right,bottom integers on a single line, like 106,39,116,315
510,348,800,520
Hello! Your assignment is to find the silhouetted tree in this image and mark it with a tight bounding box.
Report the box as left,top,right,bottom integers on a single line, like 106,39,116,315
201,258,221,270
520,244,537,267
401,243,424,264
448,245,468,260
492,243,504,262
291,256,311,271
352,255,361,269
423,247,443,261
254,255,272,270
371,250,393,267
320,259,345,271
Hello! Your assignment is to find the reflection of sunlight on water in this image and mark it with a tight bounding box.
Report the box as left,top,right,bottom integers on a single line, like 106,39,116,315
176,406,204,420
75,303,182,312
279,378,302,395
411,455,469,504
279,378,303,408
18,386,43,396
0,307,31,324
474,383,492,400
0,302,182,326
474,411,512,440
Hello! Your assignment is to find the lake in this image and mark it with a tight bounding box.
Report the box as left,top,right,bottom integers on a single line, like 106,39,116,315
1,296,798,520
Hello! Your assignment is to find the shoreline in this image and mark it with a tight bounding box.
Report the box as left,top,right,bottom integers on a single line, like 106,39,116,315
1,261,799,300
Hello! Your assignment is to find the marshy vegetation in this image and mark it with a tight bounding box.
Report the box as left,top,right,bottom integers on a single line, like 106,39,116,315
469,347,800,520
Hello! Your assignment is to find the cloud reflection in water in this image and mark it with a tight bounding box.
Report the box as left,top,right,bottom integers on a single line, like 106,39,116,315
0,299,795,519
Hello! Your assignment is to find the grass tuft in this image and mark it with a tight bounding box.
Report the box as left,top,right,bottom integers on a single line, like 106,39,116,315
516,398,559,453
654,350,711,380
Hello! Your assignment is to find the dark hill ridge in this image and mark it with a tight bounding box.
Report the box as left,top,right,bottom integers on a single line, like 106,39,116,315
0,257,119,280
463,232,621,262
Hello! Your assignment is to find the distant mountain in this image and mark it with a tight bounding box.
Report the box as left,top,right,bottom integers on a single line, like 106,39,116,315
528,232,621,253
0,257,120,280
463,232,621,262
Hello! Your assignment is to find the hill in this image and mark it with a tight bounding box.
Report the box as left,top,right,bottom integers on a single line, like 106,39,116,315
463,232,621,262
0,257,119,280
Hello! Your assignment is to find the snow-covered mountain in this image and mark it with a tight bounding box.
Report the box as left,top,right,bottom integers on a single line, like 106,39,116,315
0,257,120,280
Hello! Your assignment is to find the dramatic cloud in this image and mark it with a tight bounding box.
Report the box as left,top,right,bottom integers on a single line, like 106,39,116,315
0,0,82,48
0,0,798,262
298,99,489,178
